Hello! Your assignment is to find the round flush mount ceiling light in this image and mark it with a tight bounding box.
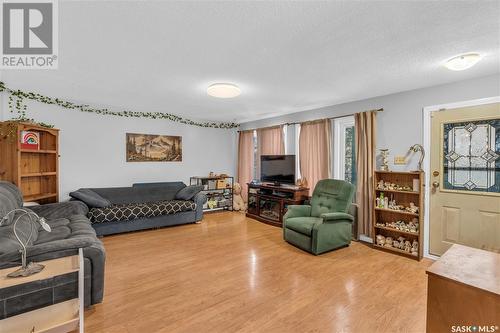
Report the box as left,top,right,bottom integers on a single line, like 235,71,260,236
207,83,241,98
444,53,482,71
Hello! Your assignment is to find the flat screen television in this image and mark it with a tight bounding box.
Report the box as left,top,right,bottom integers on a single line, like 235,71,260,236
260,155,296,185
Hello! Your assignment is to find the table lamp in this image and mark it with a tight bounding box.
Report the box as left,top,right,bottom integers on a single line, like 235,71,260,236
0,208,51,278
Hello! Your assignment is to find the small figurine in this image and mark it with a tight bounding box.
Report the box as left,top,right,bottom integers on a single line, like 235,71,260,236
406,202,419,214
384,236,393,247
397,237,405,249
376,234,386,246
379,192,385,208
408,218,419,233
207,198,218,209
404,240,412,252
411,240,419,255
388,199,398,210
397,220,407,231
393,240,400,248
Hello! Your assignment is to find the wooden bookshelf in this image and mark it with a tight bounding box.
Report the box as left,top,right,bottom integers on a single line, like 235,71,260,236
0,121,59,204
372,170,424,260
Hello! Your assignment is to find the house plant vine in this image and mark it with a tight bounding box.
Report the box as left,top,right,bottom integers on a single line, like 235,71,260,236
0,81,239,129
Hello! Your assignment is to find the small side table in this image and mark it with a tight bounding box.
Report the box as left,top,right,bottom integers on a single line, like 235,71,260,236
0,249,84,333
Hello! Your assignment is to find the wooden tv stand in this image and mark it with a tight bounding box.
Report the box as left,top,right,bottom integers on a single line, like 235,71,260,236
246,183,309,227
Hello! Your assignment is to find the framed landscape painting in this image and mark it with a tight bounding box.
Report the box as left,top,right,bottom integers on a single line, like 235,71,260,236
126,133,182,162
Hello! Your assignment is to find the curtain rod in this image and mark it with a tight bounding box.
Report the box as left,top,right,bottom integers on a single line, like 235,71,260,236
238,108,383,132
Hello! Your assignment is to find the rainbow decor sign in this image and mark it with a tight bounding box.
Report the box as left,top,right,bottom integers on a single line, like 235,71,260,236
20,131,40,150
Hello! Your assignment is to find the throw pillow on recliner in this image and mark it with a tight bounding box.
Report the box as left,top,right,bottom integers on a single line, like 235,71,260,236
69,189,111,208
175,185,203,200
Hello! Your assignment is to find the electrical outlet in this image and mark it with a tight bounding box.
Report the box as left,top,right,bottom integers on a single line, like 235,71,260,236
394,156,406,165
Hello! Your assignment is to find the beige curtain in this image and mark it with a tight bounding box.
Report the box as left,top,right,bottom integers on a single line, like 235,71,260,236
299,119,332,196
257,125,284,155
355,111,377,238
237,130,254,202
256,125,284,178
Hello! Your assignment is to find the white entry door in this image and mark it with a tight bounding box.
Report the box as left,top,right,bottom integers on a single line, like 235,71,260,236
429,103,500,256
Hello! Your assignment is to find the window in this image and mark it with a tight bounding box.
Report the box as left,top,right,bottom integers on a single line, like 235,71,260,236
443,118,499,193
252,130,257,180
295,124,301,180
283,125,288,154
333,116,356,185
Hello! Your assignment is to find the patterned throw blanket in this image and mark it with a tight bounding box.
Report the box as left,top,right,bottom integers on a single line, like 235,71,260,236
88,200,196,224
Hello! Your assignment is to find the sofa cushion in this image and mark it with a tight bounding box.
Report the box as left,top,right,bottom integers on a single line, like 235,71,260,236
175,185,203,200
88,200,196,224
285,217,323,236
0,181,23,224
41,217,70,230
33,215,96,245
133,182,187,202
35,225,71,244
34,217,75,244
310,180,355,217
69,189,111,208
85,183,186,205
0,218,39,255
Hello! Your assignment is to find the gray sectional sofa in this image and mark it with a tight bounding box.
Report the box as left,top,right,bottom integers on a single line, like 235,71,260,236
0,181,105,318
70,182,207,236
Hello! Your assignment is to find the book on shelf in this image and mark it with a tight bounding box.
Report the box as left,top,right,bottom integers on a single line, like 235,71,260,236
208,180,217,190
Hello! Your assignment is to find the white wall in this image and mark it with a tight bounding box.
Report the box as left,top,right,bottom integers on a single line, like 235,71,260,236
2,74,498,200
240,74,500,171
0,98,237,199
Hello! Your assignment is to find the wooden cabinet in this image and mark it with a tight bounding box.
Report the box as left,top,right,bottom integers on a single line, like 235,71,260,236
0,121,59,204
246,183,309,227
426,244,500,333
372,171,424,260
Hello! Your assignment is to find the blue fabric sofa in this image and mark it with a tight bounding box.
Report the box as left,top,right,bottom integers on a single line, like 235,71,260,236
71,182,207,236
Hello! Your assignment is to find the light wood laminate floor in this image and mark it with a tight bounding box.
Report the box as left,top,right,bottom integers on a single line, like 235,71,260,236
84,212,433,333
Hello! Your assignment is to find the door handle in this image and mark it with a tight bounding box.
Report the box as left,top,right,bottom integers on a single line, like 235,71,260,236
432,181,440,188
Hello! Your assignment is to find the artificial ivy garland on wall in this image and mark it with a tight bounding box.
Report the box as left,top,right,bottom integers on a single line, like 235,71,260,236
0,81,239,129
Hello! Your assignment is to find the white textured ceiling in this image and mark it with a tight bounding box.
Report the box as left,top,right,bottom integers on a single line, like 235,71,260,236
1,1,499,123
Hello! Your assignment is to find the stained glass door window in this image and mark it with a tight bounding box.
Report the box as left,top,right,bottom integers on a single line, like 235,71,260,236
443,118,500,193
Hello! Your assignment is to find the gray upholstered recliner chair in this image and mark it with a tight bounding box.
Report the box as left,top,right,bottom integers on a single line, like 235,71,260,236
0,181,105,318
283,179,356,255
